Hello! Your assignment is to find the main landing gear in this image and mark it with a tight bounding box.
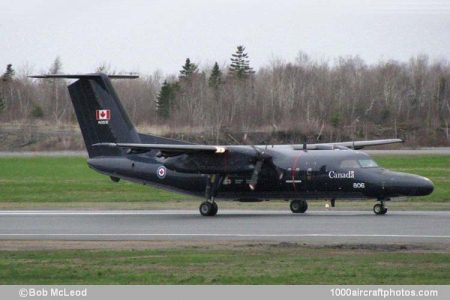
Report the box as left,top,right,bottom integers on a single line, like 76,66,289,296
199,201,218,216
290,199,308,213
199,175,223,217
373,199,388,215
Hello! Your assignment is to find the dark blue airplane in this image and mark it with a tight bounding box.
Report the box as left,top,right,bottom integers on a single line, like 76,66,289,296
31,73,434,216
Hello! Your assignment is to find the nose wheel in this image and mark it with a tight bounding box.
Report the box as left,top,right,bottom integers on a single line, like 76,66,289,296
290,200,308,213
373,203,388,215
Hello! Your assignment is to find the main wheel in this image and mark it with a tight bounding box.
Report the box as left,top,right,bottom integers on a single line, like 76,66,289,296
290,200,308,213
199,201,218,216
373,203,387,215
210,202,218,216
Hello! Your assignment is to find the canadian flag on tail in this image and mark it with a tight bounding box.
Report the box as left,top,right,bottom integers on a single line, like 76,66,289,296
96,109,111,120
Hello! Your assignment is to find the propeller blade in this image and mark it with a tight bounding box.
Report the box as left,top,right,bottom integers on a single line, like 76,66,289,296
249,160,264,190
242,137,268,191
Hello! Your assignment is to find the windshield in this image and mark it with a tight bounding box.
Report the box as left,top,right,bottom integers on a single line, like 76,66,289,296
339,159,379,169
340,160,360,168
358,159,378,168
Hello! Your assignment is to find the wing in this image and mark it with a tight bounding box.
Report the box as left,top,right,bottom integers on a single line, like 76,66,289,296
94,143,268,175
292,138,403,150
93,142,227,156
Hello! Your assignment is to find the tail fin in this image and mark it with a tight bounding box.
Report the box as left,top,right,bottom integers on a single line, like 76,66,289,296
31,73,141,157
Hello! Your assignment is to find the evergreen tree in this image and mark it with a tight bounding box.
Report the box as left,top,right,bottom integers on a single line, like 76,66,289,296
156,81,177,119
2,64,15,82
0,64,14,113
229,45,254,79
30,103,44,118
49,57,62,74
208,62,222,88
179,58,198,80
0,96,5,113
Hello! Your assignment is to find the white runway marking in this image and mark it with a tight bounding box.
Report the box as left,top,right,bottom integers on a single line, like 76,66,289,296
0,210,448,216
0,233,449,238
0,211,290,216
0,210,195,215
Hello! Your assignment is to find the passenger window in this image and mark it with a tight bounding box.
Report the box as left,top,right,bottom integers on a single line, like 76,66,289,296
339,160,360,169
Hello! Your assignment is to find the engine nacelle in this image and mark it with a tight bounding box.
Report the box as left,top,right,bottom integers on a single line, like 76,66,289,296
163,148,257,174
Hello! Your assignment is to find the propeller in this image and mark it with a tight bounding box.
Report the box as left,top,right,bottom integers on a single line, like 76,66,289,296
228,132,270,191
248,144,268,191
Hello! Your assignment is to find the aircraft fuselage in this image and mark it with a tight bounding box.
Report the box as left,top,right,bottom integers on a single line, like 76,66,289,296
87,147,433,201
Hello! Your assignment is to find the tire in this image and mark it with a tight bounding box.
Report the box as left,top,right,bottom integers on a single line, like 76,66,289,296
373,203,387,215
290,200,308,213
210,202,218,216
199,202,213,216
299,200,308,213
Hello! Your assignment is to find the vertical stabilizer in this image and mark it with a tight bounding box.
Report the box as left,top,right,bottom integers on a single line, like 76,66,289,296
31,73,141,157
67,74,141,157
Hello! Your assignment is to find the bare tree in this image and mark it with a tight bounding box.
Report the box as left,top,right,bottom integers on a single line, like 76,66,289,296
3,53,450,147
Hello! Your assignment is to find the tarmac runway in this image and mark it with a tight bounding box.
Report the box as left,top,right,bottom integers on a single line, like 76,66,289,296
0,210,449,244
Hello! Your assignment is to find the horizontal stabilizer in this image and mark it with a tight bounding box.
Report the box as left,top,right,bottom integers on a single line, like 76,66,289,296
29,73,139,79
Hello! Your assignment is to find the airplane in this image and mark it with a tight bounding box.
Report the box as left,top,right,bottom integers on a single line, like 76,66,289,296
30,73,434,216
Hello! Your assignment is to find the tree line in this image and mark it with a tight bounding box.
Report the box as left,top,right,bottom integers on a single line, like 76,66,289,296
1,46,449,146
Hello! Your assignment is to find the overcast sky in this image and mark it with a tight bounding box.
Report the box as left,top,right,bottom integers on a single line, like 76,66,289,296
1,0,450,75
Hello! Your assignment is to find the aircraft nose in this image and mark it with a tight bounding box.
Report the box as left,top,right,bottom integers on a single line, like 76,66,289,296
383,172,434,197
415,177,434,196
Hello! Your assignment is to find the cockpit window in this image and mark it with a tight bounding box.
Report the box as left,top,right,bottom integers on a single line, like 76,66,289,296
340,160,360,169
339,159,379,168
358,159,378,168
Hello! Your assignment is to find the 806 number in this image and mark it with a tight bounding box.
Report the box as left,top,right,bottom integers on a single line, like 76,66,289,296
353,182,365,189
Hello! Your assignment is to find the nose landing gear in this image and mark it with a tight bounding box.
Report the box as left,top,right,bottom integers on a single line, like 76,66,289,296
373,199,388,215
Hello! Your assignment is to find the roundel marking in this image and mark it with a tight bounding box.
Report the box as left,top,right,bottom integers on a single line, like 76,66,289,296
157,166,167,179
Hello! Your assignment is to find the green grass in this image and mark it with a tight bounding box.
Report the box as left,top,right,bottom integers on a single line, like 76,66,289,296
0,245,448,284
374,155,450,202
0,157,188,202
0,155,448,203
